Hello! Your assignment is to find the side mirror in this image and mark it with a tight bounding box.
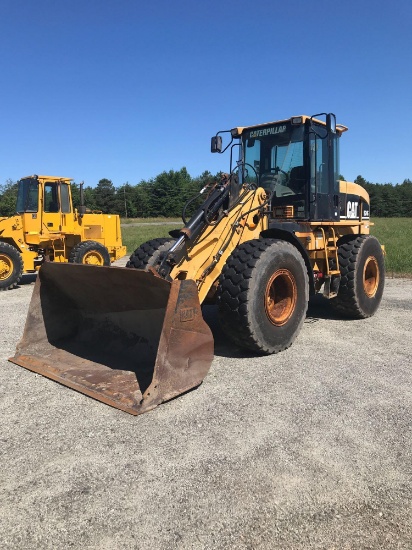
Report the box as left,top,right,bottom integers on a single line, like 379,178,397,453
326,113,336,134
211,135,222,153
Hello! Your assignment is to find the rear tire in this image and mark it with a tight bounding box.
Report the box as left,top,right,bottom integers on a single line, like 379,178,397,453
0,242,24,291
218,239,309,354
330,235,385,318
69,241,111,266
126,238,176,270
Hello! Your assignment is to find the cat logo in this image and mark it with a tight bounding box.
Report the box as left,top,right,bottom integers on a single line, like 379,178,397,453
180,307,197,322
347,201,359,219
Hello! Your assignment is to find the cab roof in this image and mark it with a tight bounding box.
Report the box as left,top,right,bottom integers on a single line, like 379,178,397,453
233,115,348,137
20,175,73,183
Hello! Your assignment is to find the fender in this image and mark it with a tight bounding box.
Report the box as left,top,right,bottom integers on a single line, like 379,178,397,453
260,224,315,295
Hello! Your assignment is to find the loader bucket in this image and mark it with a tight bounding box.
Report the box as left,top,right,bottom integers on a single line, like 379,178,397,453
9,262,214,415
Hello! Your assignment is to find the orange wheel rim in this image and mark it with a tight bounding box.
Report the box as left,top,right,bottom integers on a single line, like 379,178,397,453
265,269,297,326
363,256,379,298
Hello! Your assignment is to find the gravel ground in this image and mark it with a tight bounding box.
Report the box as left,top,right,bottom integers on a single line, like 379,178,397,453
0,268,411,549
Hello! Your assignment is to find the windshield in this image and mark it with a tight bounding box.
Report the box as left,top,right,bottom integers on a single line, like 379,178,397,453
16,178,39,213
243,123,305,198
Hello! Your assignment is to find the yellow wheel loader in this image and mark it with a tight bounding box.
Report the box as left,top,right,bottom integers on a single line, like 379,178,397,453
10,114,385,415
0,175,126,290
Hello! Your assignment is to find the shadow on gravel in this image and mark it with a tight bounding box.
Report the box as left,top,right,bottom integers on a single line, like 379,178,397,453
17,274,37,287
201,305,252,360
202,295,351,360
306,294,352,322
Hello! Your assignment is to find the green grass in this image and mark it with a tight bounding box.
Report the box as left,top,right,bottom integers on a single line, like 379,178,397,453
120,217,181,224
120,217,412,276
121,222,181,254
371,218,412,276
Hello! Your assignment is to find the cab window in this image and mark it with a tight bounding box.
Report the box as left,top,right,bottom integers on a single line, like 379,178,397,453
60,184,71,213
44,183,60,212
243,124,305,197
310,132,328,195
16,178,39,213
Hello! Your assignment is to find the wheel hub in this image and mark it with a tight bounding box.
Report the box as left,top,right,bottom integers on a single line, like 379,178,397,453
265,269,297,326
363,256,379,298
0,254,12,280
83,251,104,265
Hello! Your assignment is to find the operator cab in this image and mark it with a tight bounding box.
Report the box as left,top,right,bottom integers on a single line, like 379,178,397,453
241,114,345,221
16,175,74,236
16,176,73,215
212,114,347,222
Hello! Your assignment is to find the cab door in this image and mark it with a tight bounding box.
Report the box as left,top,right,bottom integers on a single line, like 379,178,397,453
59,182,75,234
309,131,339,221
42,182,62,234
20,179,42,240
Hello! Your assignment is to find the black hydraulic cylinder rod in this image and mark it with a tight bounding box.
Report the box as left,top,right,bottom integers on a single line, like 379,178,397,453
180,182,229,237
158,177,231,277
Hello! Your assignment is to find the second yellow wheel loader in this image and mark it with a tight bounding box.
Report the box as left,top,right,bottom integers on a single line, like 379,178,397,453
0,175,126,290
10,113,385,415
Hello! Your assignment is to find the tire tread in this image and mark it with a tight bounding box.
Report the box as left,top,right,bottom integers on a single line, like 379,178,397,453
218,238,308,354
0,242,24,291
331,235,384,319
69,240,110,266
126,238,175,270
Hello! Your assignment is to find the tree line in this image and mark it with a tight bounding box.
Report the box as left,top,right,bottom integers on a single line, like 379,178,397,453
0,168,214,219
354,176,412,218
1,169,411,218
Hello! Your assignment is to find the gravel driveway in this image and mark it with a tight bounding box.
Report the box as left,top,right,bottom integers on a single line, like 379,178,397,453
0,270,411,549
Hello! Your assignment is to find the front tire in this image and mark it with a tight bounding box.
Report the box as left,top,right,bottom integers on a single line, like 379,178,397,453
218,239,309,354
126,238,176,270
330,235,385,318
69,241,111,266
0,242,24,291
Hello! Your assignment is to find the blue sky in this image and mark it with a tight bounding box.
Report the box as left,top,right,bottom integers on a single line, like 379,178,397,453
1,0,411,187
